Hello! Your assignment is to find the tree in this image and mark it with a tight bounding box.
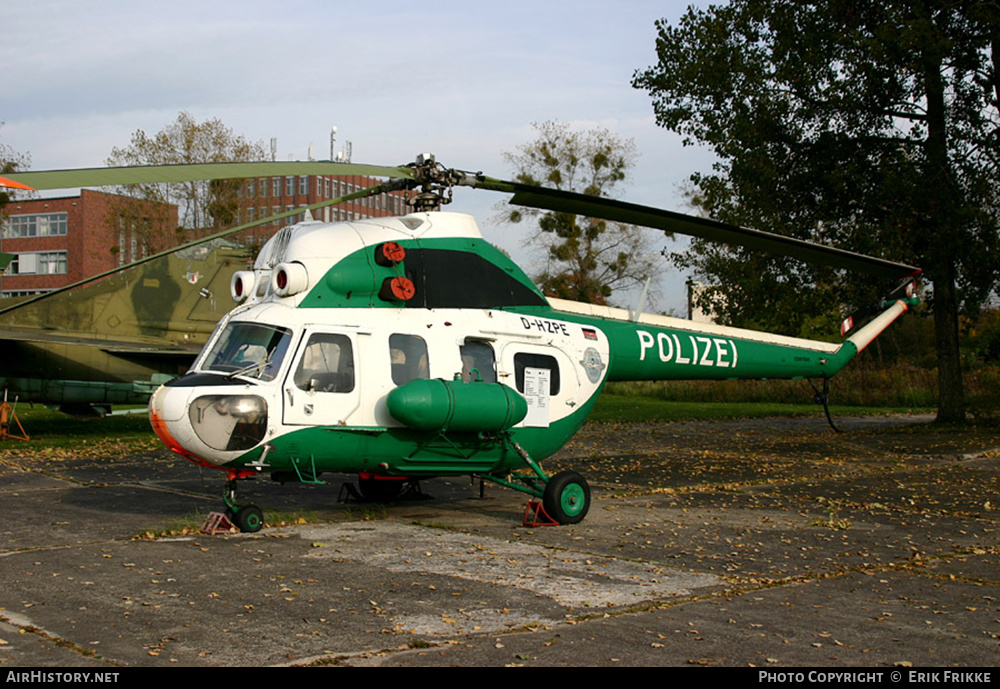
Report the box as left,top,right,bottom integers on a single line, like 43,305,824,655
500,121,659,305
107,111,267,232
0,123,30,216
633,1,1000,422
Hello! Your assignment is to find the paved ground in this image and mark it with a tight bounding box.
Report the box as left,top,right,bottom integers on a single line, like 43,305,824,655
0,414,998,667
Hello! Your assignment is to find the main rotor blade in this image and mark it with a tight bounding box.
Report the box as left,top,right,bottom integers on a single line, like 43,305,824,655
475,177,920,281
0,161,415,191
0,182,394,316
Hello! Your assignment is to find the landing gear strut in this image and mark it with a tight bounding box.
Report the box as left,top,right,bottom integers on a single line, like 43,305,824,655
224,477,264,533
482,436,592,525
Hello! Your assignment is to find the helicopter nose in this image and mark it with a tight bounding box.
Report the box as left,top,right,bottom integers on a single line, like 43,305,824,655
149,385,217,467
149,383,269,468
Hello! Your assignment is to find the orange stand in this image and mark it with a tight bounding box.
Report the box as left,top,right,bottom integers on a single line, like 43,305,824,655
0,402,28,441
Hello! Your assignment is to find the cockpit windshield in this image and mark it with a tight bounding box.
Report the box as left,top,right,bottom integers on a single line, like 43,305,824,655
201,322,293,381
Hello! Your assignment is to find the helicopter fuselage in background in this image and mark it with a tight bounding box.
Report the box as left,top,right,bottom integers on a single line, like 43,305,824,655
0,242,250,416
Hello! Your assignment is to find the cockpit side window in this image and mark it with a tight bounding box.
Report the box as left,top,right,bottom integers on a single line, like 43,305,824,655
293,333,355,392
389,334,429,385
460,340,496,383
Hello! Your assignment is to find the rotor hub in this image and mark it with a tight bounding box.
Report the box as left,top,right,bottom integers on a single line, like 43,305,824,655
401,154,483,212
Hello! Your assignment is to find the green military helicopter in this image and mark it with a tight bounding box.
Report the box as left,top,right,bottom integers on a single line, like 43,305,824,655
0,238,250,417
1,156,919,530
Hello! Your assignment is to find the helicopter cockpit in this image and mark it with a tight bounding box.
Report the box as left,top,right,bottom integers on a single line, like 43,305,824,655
151,317,294,462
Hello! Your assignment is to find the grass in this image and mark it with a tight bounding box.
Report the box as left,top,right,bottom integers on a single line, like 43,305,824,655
588,394,929,423
5,363,995,455
602,365,940,408
131,509,320,540
0,405,159,456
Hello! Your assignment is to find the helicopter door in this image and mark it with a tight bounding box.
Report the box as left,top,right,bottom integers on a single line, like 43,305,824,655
282,330,360,426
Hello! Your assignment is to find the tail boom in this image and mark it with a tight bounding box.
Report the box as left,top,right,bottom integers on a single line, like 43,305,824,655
547,297,911,383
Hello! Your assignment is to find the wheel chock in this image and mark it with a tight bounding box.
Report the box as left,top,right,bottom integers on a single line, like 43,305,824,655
201,511,236,535
523,500,558,527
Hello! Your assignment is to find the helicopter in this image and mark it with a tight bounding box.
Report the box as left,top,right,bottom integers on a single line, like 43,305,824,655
0,238,251,416
0,155,920,531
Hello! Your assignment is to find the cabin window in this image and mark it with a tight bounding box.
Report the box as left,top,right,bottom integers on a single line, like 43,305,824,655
202,322,293,381
460,340,496,383
513,353,560,395
293,333,355,392
389,334,429,385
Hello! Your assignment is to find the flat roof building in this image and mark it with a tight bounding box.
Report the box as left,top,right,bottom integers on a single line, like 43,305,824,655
1,175,413,297
230,173,412,248
0,189,178,297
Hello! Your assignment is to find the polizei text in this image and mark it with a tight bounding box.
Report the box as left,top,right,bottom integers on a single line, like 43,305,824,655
637,330,739,368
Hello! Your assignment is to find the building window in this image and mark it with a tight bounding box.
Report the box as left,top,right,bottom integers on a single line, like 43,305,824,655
5,251,68,276
299,176,309,195
4,212,68,239
272,178,281,197
1,288,53,298
285,176,295,196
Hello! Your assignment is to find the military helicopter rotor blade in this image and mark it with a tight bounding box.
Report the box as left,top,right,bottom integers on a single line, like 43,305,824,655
466,175,921,281
0,155,920,282
0,161,416,191
0,181,394,316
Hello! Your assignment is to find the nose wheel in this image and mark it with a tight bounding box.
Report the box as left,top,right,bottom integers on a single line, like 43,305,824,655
224,478,264,533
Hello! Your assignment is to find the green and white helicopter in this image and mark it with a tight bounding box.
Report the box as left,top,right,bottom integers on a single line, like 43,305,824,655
1,155,920,531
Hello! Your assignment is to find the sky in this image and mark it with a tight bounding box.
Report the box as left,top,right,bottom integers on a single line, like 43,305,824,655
1,0,717,313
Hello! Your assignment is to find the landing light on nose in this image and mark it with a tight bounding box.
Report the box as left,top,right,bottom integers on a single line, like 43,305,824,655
188,394,268,452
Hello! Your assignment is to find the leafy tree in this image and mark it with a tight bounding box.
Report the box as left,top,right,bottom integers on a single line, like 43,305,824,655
633,1,1000,422
0,123,30,215
500,121,659,305
107,111,266,233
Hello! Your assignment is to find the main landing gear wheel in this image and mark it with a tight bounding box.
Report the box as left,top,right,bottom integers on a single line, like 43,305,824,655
543,470,591,525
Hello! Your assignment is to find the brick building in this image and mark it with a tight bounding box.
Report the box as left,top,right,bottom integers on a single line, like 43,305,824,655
231,173,411,247
0,174,412,297
0,189,178,297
